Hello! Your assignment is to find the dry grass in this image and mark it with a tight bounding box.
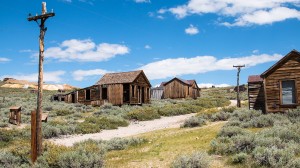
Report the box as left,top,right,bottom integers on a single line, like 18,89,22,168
105,121,235,168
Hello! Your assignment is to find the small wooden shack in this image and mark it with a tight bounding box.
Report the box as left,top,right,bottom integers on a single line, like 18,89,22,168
65,70,151,106
248,50,300,113
163,77,200,99
248,75,265,112
150,85,164,100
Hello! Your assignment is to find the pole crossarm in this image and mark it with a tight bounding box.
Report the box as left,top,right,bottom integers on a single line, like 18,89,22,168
27,13,55,22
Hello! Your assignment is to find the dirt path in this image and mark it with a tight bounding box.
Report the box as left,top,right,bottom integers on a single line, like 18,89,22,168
49,100,237,146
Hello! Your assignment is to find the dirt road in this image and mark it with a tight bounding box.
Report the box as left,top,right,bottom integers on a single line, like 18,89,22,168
49,100,237,146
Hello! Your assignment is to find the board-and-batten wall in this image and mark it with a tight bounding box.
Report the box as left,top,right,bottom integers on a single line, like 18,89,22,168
264,55,300,112
248,82,265,112
164,80,188,99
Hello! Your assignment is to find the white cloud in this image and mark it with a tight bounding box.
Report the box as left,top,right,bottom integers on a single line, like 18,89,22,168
72,69,112,81
134,0,150,3
145,45,152,49
0,58,10,62
162,0,300,26
19,49,34,53
198,83,231,88
138,53,282,80
252,50,259,54
228,7,300,26
0,71,66,83
185,24,199,35
41,39,130,62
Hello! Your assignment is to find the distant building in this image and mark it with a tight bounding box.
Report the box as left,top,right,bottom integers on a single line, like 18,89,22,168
159,77,200,99
234,84,247,92
64,70,151,106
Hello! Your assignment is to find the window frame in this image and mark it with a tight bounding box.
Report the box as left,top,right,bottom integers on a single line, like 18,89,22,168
280,79,298,106
85,89,91,101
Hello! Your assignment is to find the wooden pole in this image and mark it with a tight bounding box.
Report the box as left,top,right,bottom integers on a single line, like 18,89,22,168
28,2,55,162
31,110,37,163
233,65,245,107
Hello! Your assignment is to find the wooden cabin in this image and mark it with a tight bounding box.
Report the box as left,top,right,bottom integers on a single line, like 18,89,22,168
234,84,247,92
163,78,200,99
248,75,265,112
65,70,151,106
248,50,300,113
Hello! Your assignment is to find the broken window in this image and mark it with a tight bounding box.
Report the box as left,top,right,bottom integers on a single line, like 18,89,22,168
281,80,296,105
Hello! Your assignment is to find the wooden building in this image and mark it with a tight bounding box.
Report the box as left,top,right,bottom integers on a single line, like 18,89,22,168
234,84,247,92
150,85,164,100
65,70,151,106
248,50,300,112
163,78,200,99
248,75,265,112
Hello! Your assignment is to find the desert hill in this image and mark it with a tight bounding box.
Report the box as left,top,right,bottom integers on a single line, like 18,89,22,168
1,78,77,91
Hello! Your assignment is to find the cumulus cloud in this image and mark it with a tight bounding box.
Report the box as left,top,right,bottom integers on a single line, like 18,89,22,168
0,71,66,83
145,45,152,49
41,39,130,62
162,0,300,26
138,53,282,80
72,69,112,81
134,0,150,3
198,83,231,88
185,24,199,35
0,58,10,62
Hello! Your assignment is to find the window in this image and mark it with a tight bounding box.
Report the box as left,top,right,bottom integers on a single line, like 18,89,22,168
102,88,107,100
188,87,190,95
86,89,91,100
281,80,296,105
132,85,135,97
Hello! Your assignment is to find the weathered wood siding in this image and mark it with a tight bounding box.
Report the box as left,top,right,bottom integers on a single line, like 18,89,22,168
188,82,200,99
108,84,123,105
164,80,188,99
264,55,300,112
248,82,265,112
151,88,164,99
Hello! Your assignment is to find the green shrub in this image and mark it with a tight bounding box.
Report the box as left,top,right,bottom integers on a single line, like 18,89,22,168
231,134,255,153
182,116,206,128
57,148,104,168
76,116,128,134
127,107,160,121
217,126,250,138
287,158,300,168
55,109,74,116
0,151,22,168
221,106,236,113
231,152,248,164
171,151,210,168
76,122,101,134
210,112,231,121
43,125,62,138
106,137,147,151
252,146,294,168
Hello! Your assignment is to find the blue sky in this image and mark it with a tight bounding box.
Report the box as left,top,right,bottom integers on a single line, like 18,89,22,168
1,0,300,88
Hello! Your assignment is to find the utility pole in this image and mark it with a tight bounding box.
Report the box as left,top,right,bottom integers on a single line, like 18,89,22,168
27,2,55,162
233,65,245,108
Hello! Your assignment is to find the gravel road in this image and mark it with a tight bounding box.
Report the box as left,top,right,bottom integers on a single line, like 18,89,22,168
49,100,237,146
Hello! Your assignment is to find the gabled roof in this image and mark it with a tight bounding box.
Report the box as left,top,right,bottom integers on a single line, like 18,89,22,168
163,77,199,89
248,75,263,83
95,70,151,86
261,49,300,78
